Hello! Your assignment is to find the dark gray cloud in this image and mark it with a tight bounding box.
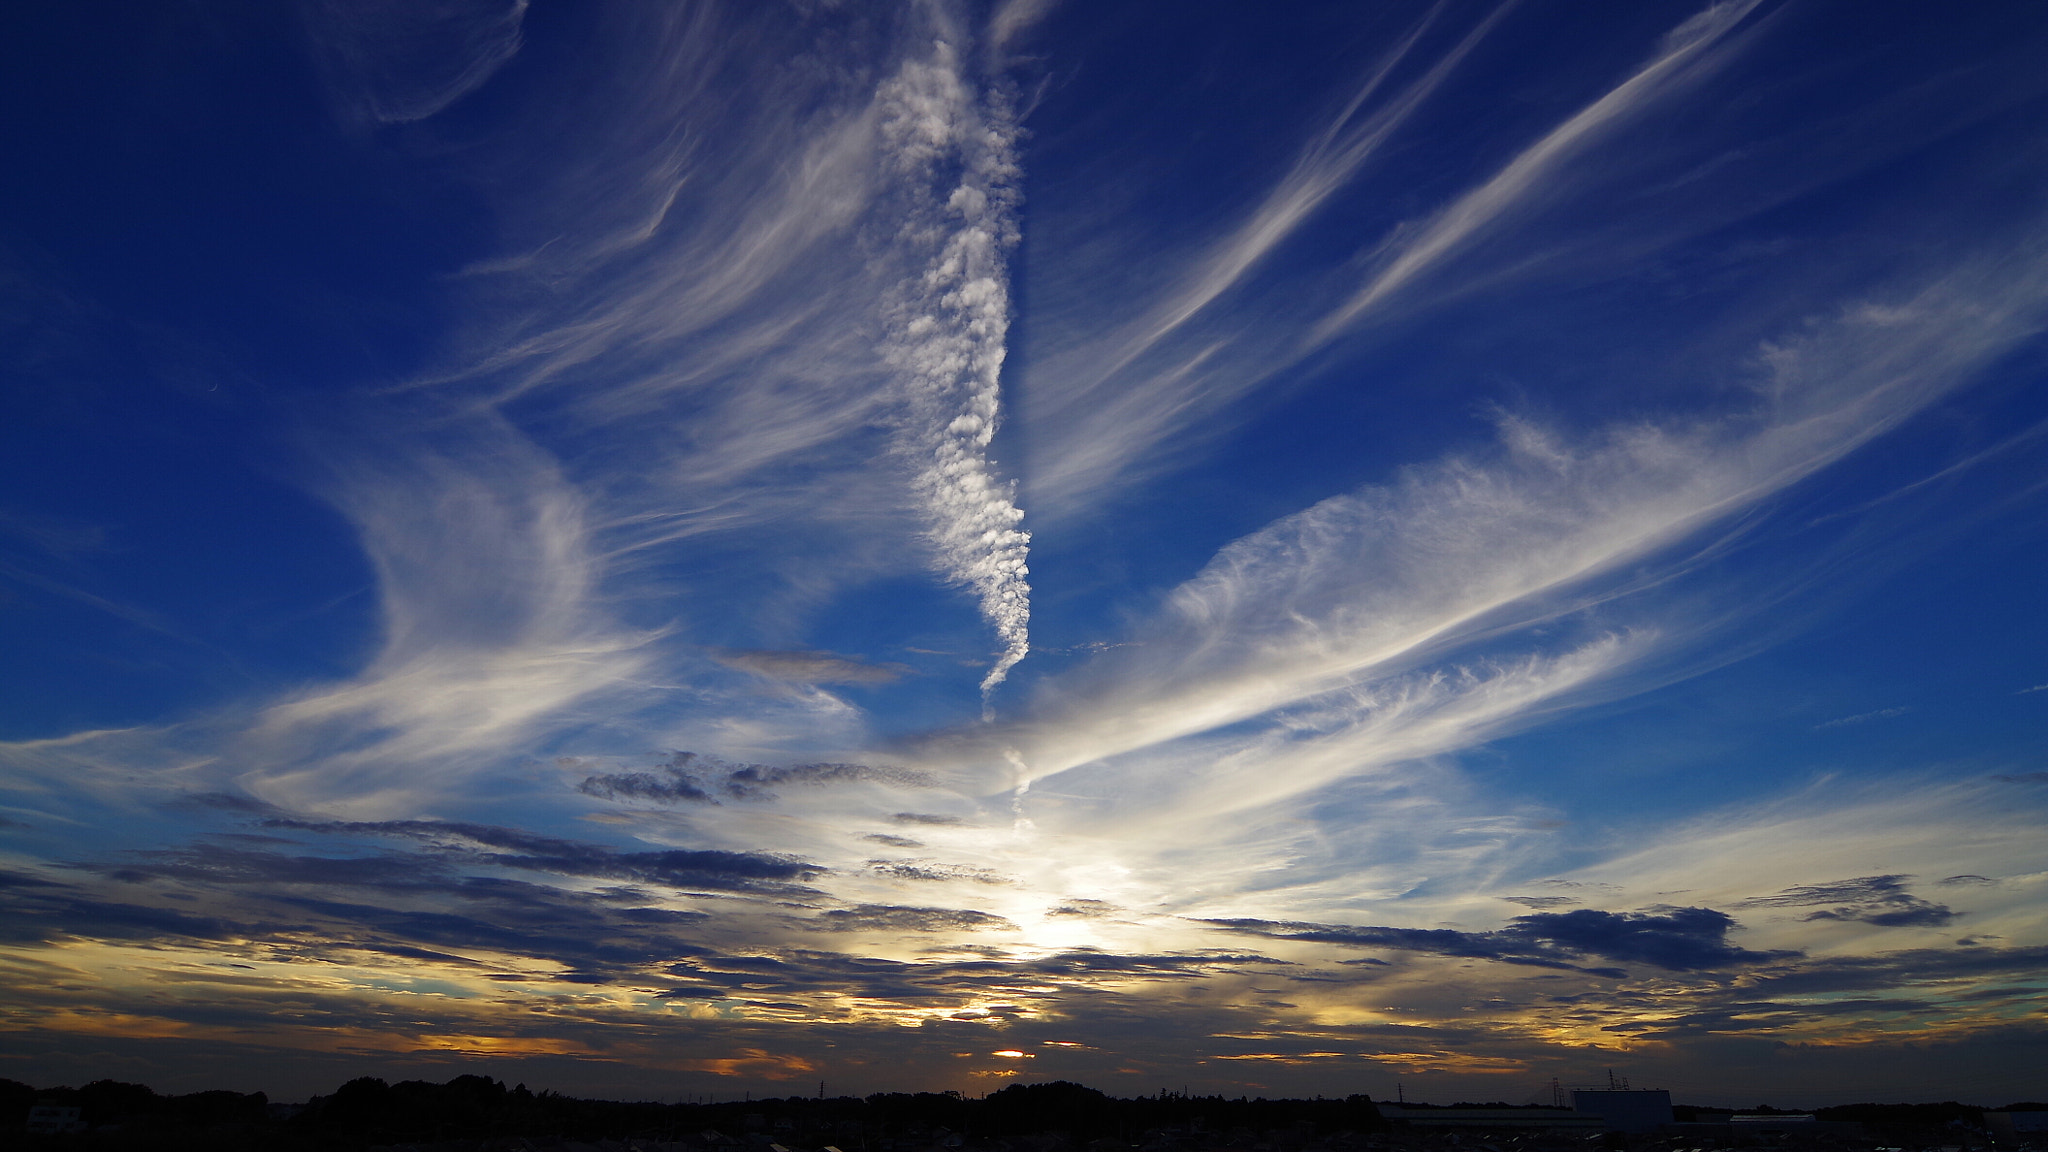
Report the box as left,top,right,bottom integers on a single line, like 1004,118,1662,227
267,893,654,978
1047,899,1118,918
801,904,1016,933
35,865,635,979
271,818,823,895
0,868,245,947
1203,906,1795,974
1952,984,2038,1002
1738,874,1957,927
1502,895,1577,908
1023,949,1277,977
666,949,965,1004
1938,874,1997,886
890,812,966,825
1203,918,1587,972
163,792,285,815
867,859,1009,884
16,841,742,982
719,760,934,800
1551,942,2048,1049
102,841,453,890
1991,771,2048,784
863,833,924,848
1599,996,1940,1038
577,767,717,805
576,751,932,806
1513,907,1794,969
1717,944,2048,996
654,944,1281,1007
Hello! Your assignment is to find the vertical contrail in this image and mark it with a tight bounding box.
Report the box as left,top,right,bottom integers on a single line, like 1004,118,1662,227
878,39,1031,711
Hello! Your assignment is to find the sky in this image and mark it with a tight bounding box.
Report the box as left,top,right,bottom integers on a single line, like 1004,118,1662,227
1,0,2046,1109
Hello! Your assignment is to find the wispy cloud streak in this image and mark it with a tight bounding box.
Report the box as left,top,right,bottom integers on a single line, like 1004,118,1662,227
1025,0,1787,518
1025,2,1514,512
1311,0,1763,338
1091,1,1506,377
987,227,2048,812
306,0,530,125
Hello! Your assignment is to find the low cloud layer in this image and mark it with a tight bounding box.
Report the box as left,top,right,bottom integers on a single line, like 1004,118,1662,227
1739,875,1959,929
1206,906,1796,977
575,752,934,807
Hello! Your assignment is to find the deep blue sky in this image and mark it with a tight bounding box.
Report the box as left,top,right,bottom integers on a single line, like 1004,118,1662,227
2,0,2045,1106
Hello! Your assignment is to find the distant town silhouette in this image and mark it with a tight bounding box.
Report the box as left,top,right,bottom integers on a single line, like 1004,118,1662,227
9,1075,2045,1151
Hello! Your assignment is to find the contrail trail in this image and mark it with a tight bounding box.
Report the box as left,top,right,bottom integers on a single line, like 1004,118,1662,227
878,40,1031,712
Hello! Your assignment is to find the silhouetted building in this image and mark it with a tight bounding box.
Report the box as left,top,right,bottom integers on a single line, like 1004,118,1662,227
26,1104,85,1135
1571,1090,1673,1132
1377,1107,1602,1130
1988,1112,2048,1139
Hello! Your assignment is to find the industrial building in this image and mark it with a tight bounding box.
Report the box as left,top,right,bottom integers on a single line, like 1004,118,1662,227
1569,1090,1674,1132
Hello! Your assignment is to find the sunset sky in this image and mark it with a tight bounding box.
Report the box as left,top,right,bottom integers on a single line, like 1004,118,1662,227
2,0,2046,1107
